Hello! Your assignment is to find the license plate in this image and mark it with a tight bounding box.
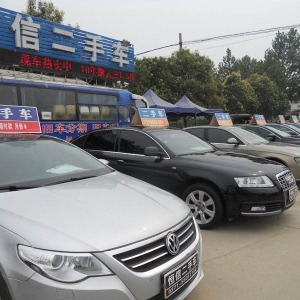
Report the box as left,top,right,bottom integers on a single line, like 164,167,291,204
288,186,298,206
163,252,198,299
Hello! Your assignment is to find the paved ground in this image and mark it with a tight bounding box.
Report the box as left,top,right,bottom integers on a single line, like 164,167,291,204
187,189,300,300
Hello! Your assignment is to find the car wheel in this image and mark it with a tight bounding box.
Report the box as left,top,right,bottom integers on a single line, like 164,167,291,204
0,275,12,300
182,183,223,229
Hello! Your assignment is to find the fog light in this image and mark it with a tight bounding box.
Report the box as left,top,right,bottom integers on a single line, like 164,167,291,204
251,206,266,212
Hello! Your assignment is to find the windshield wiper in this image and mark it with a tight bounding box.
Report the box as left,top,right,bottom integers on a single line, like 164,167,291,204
179,150,215,156
45,175,98,186
0,185,41,191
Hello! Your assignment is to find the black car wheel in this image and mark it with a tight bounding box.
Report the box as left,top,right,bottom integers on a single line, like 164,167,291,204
0,275,12,300
182,183,223,229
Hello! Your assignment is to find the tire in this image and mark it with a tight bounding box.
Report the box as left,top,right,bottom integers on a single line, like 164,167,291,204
182,183,223,229
0,274,12,300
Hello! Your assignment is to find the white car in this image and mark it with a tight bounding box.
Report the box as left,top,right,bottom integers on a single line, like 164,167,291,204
0,134,203,300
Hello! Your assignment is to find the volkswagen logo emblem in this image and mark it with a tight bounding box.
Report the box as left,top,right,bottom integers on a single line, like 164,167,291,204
166,232,180,256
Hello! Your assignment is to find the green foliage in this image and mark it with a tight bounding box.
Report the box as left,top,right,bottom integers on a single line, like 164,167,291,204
264,29,300,100
223,72,258,114
129,49,225,110
246,74,289,118
25,0,64,23
217,48,236,82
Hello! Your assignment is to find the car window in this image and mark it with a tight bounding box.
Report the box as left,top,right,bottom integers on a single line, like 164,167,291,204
119,130,159,155
265,125,293,136
185,128,205,139
151,130,215,155
228,127,269,144
243,126,272,139
0,137,110,187
84,130,117,151
207,128,234,143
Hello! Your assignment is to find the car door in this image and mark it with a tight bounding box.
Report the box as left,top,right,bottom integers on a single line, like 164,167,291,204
206,128,249,154
114,129,172,192
243,126,281,142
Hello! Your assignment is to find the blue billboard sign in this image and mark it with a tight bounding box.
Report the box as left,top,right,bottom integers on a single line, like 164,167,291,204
0,7,134,81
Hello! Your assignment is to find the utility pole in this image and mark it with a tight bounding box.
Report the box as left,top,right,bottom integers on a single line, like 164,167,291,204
179,33,182,50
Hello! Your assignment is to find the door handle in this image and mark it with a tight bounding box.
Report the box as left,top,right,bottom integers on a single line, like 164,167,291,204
116,160,124,164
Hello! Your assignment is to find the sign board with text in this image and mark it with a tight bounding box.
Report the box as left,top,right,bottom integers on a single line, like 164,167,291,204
209,113,233,126
0,105,41,133
275,115,286,124
131,108,169,127
250,114,266,125
0,7,134,81
289,115,299,123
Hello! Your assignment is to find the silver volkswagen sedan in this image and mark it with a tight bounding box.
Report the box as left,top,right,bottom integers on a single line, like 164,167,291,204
0,134,203,300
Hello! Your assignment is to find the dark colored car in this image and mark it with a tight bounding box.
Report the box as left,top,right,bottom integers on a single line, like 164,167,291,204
240,124,300,145
71,127,297,229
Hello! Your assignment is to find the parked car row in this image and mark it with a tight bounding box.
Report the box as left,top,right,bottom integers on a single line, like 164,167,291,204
1,113,299,300
71,125,297,229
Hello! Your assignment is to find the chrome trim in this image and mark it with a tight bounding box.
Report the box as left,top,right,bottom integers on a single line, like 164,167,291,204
241,210,282,216
131,252,168,269
121,243,165,262
276,170,296,191
179,231,194,246
178,222,193,238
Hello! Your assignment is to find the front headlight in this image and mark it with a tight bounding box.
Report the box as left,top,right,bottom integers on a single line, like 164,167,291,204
18,245,113,283
234,176,274,187
294,157,300,163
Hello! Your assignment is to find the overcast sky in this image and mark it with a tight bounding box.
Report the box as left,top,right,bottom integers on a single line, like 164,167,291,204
1,0,300,67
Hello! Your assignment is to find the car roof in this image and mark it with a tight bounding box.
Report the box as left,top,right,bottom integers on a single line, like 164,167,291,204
0,133,59,142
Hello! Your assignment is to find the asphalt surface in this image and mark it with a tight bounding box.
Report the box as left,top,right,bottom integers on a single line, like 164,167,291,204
187,188,300,300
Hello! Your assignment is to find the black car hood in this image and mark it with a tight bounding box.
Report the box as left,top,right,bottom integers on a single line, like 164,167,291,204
179,150,287,176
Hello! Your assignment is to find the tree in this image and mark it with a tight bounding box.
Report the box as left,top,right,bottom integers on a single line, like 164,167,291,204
264,29,300,101
223,72,258,114
217,48,236,82
25,0,64,23
246,74,289,119
233,55,260,80
129,49,225,110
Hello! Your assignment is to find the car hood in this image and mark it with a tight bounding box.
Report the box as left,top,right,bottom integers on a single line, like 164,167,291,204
250,142,300,155
180,151,287,175
0,172,189,252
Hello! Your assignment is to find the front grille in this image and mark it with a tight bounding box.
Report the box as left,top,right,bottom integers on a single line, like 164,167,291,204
276,170,296,191
114,217,197,272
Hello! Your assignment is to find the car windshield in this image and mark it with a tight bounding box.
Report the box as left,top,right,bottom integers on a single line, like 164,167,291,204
287,124,300,133
228,127,269,144
265,125,293,137
151,129,215,155
0,136,111,189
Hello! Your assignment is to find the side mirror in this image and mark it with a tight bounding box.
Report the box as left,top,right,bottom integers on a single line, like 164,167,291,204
227,137,239,145
144,146,163,157
267,134,276,141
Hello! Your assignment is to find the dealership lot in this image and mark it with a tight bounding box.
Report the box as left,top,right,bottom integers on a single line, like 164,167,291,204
188,188,300,300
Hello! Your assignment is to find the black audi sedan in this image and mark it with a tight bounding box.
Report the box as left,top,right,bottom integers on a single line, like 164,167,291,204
71,127,297,229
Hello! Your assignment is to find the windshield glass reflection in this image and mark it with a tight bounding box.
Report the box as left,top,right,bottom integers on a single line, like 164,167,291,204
151,130,215,155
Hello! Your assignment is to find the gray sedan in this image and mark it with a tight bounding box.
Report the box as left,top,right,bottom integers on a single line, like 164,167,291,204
184,125,300,181
0,134,203,300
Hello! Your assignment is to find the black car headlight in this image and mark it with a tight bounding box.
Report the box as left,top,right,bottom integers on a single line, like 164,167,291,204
234,176,274,187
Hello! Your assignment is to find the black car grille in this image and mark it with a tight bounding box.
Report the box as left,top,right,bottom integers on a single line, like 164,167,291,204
277,170,296,191
114,217,197,273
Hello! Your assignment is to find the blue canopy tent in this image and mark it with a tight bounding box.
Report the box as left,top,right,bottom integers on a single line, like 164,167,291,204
142,89,179,113
175,95,223,115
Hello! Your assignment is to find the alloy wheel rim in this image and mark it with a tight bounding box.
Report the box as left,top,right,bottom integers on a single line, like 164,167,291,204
186,190,215,224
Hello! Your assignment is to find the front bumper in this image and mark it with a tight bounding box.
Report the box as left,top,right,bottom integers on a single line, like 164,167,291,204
224,183,297,218
4,218,203,300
